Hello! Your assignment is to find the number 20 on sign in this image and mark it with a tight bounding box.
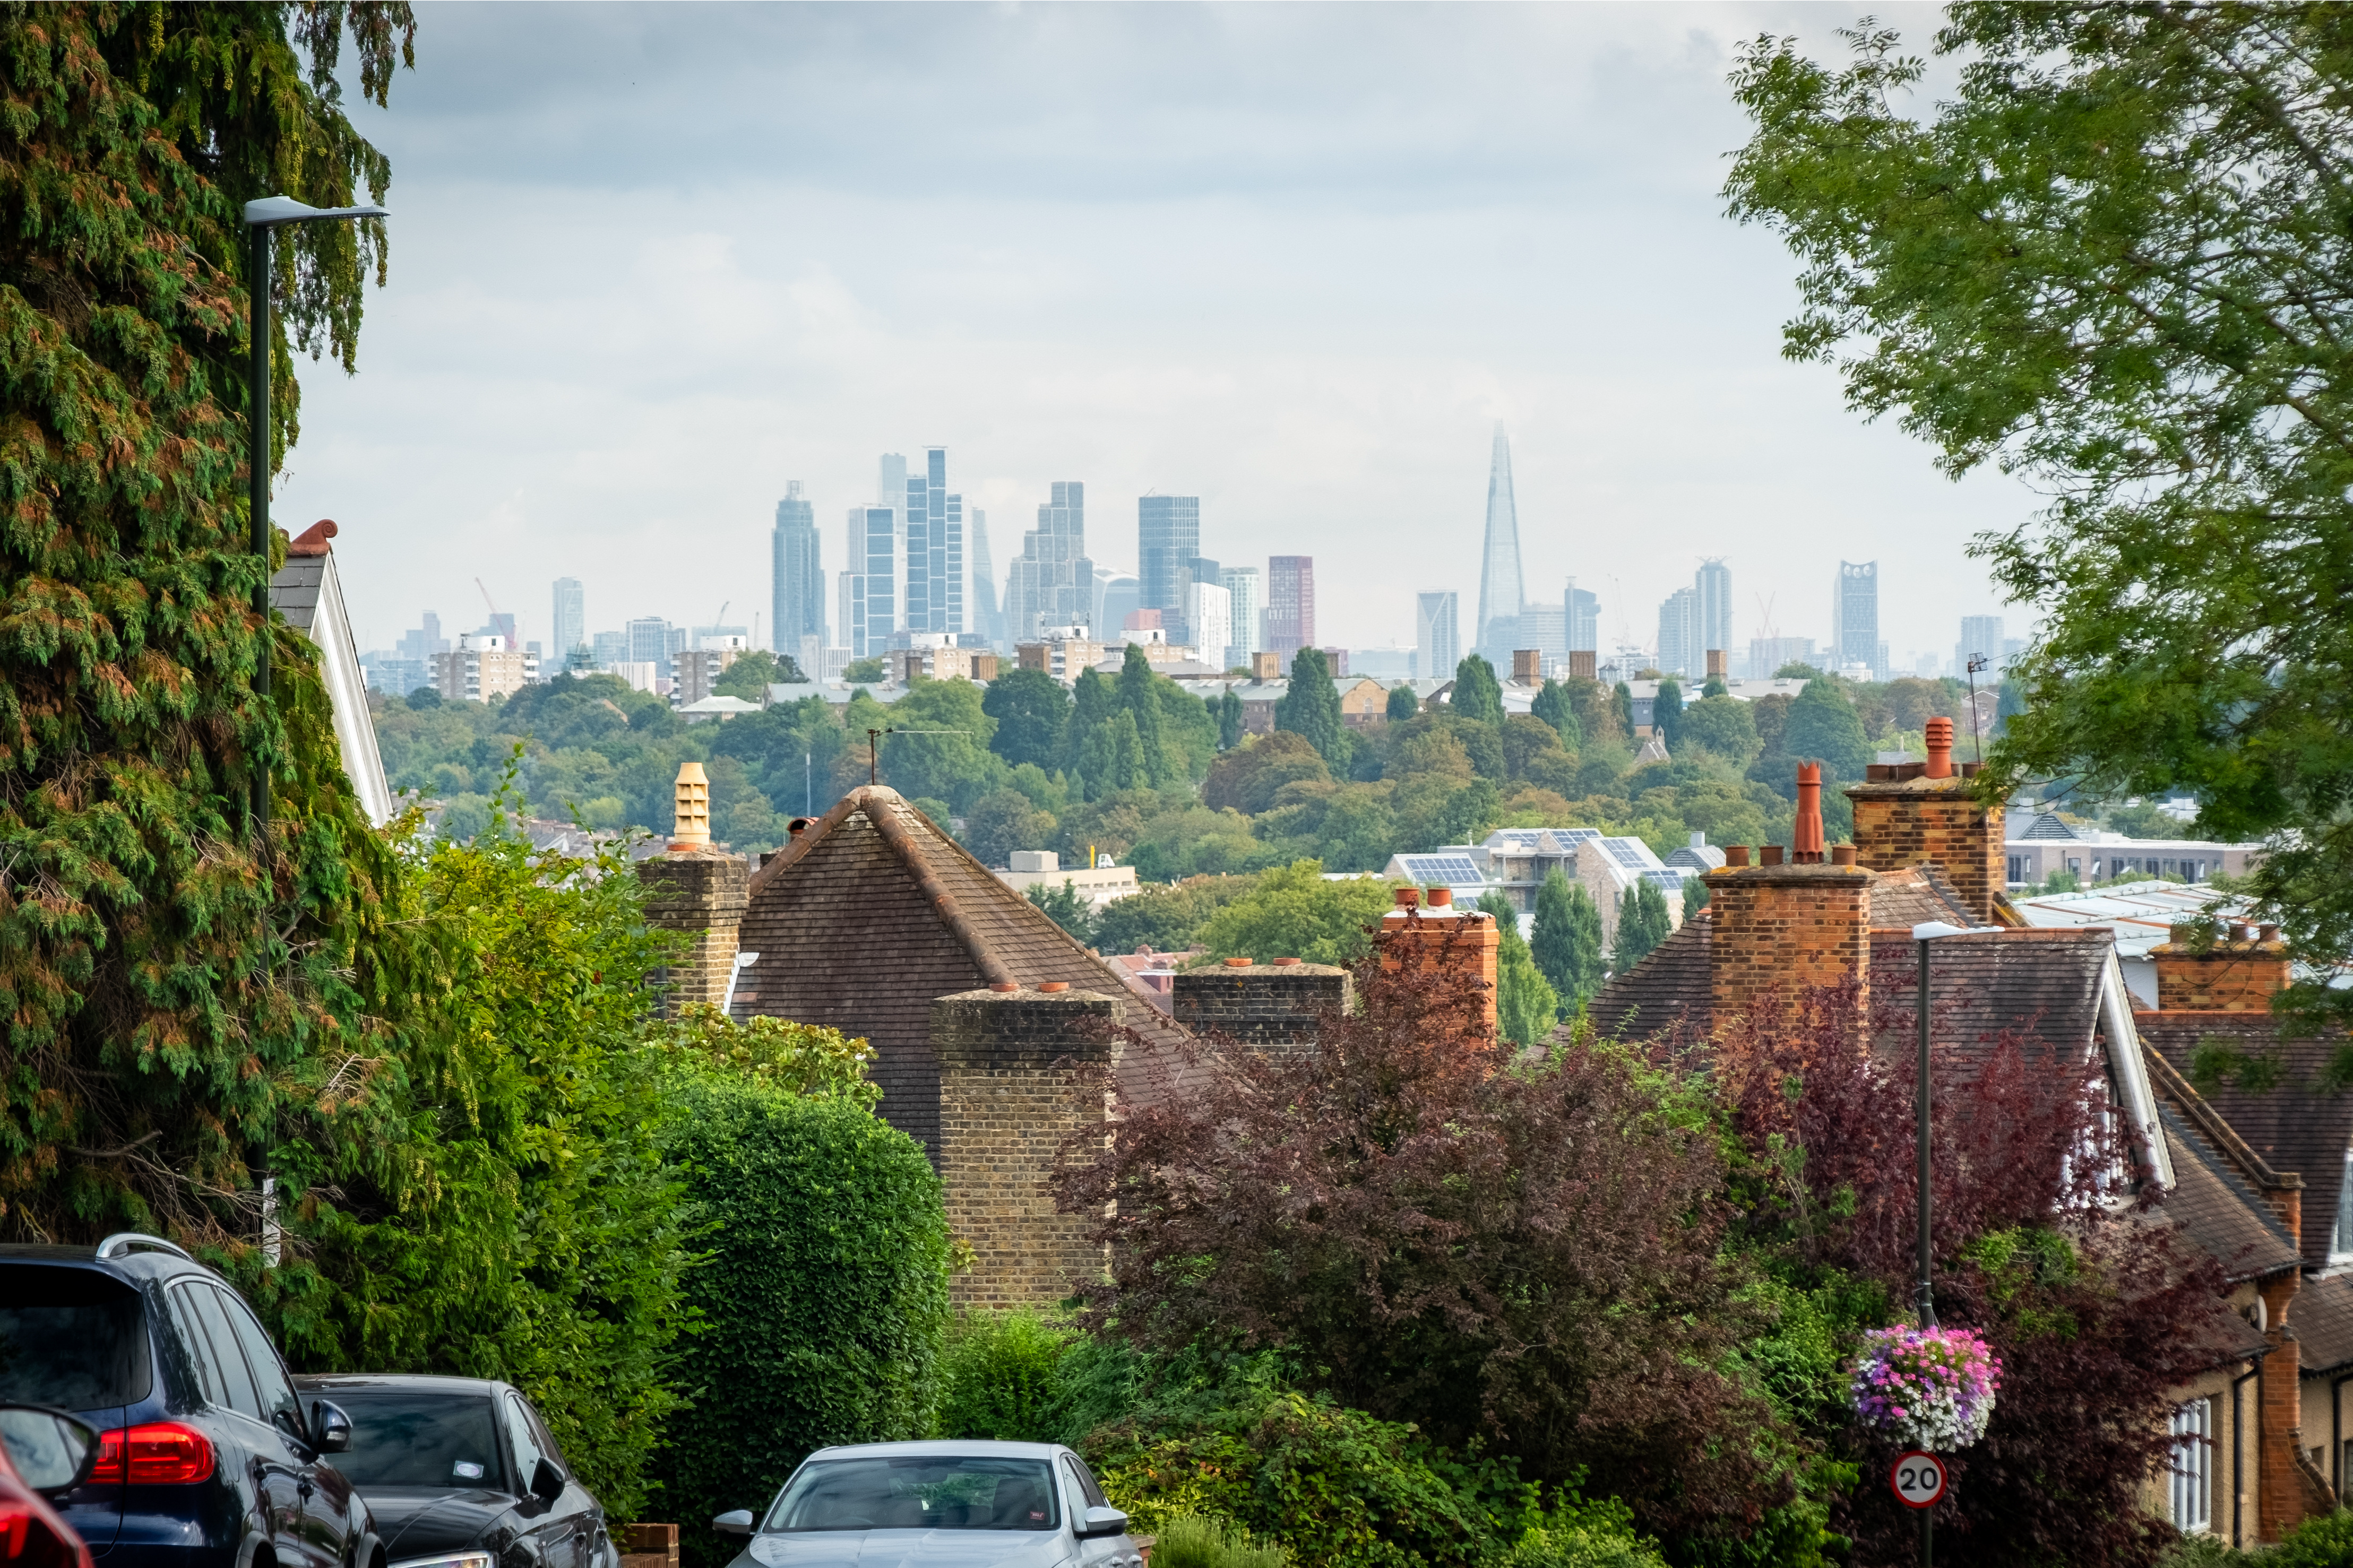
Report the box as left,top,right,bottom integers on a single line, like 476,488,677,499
1891,1451,1947,1509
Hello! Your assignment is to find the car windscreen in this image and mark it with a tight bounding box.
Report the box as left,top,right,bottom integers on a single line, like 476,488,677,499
318,1392,506,1491
766,1457,1060,1533
0,1265,151,1410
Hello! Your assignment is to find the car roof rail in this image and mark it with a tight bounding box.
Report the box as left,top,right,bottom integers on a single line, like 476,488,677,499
95,1233,196,1262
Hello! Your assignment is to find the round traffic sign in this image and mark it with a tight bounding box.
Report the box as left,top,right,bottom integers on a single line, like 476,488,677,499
1891,1450,1947,1509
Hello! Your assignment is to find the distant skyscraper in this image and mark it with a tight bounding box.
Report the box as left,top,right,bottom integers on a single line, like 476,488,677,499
1695,558,1733,663
1185,581,1231,670
772,481,823,670
1138,495,1201,637
397,612,447,664
847,504,902,657
1832,561,1880,678
551,578,585,662
1475,426,1525,656
1006,482,1092,642
591,629,629,668
1094,568,1140,638
968,508,1003,649
1656,587,1699,678
1566,581,1599,654
901,447,965,635
1266,556,1315,656
1957,613,2004,678
1416,591,1461,681
1219,567,1261,668
626,616,674,678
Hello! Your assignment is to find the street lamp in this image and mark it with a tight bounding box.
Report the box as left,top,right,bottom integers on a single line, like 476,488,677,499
244,195,389,829
1908,920,2003,1326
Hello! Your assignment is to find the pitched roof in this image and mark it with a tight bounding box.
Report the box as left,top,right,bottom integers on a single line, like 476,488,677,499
2019,812,2084,841
735,786,1197,1157
2296,1272,2353,1377
2155,1102,2303,1285
1866,928,2112,1074
1865,864,1975,931
268,519,393,826
1588,910,1713,1041
2139,1012,2353,1272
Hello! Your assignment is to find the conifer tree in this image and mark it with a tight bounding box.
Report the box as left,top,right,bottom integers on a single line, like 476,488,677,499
1479,891,1559,1047
1064,665,1116,796
1612,880,1674,974
1116,641,1175,785
1217,689,1244,749
0,4,423,1248
1386,682,1420,722
1450,654,1504,725
1529,678,1582,750
1273,647,1350,771
1531,869,1605,1010
1653,679,1684,752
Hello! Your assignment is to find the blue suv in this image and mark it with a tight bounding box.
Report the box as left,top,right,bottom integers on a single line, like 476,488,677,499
0,1235,380,1568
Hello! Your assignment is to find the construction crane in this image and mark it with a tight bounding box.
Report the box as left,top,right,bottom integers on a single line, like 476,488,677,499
473,577,513,643
1754,592,1778,638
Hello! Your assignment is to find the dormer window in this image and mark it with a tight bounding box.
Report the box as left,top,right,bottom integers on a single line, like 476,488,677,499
2332,1150,2353,1262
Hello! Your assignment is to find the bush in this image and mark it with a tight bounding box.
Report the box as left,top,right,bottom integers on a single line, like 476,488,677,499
936,1309,1075,1441
1487,1495,1669,1568
652,1070,951,1566
1152,1513,1290,1568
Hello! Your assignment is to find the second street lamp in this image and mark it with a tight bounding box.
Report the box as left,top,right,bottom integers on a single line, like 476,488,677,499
244,194,389,830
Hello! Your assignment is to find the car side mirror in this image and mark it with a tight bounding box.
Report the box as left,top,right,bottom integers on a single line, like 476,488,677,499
711,1511,754,1539
530,1456,565,1505
1078,1505,1128,1539
0,1406,101,1495
309,1400,352,1455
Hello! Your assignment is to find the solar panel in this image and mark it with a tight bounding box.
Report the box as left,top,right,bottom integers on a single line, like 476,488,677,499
1398,855,1483,886
1604,838,1653,870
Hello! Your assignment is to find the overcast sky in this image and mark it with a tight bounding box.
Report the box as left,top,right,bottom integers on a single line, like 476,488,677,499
278,1,2036,671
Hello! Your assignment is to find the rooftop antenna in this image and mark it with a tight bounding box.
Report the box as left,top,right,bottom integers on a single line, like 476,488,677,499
1965,653,1990,762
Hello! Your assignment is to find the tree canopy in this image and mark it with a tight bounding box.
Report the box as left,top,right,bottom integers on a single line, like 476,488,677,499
1728,4,2353,1016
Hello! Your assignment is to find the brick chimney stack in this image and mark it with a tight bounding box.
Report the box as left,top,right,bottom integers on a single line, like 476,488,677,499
1568,651,1597,682
1511,649,1543,683
2153,922,2292,1012
1705,648,1726,681
1845,714,2004,923
1704,765,1870,1026
1375,888,1499,1035
635,761,748,1017
1174,960,1352,1053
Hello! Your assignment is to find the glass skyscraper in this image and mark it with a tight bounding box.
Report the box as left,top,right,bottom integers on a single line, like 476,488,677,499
1138,495,1201,636
1695,558,1733,663
1566,581,1599,654
1266,556,1315,656
903,447,964,636
1417,590,1460,681
1220,566,1262,668
772,481,823,671
1006,482,1092,642
1833,560,1880,679
1476,426,1524,658
551,578,584,663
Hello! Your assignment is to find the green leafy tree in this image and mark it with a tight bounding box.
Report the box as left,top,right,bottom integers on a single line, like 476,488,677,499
1217,688,1245,749
1727,5,2353,1015
1531,870,1605,1011
713,649,796,699
873,677,1000,811
1027,879,1096,943
1092,874,1259,955
1386,683,1422,722
984,669,1072,770
1479,892,1560,1048
1274,647,1351,772
1529,679,1582,750
0,5,428,1251
1678,694,1760,763
1652,679,1684,752
1451,654,1504,725
1683,876,1710,921
1199,860,1399,967
964,789,1059,869
1777,677,1873,785
1611,880,1673,975
840,656,888,682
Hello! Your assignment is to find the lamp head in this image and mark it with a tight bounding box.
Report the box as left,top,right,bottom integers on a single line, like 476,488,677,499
244,195,390,228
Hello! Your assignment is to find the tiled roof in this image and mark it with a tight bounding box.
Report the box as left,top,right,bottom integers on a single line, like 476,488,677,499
1865,864,1975,931
2139,1013,2353,1272
735,786,1197,1158
1866,928,2112,1073
2019,812,2084,841
2296,1272,2353,1377
1587,911,1713,1041
2155,1102,2303,1284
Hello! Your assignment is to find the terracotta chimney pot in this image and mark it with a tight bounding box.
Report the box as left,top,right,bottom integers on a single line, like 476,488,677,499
1831,844,1857,867
1925,717,1955,779
1428,887,1454,907
1037,981,1070,993
1223,956,1253,968
988,982,1019,993
1394,887,1420,908
1794,763,1825,863
1273,957,1300,966
1761,845,1785,867
1724,845,1751,868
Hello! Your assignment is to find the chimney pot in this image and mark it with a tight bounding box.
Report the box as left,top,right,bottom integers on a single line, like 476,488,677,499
1037,981,1070,993
1761,845,1785,867
2261,922,2281,943
1427,887,1453,907
788,816,813,838
1925,716,1956,779
1273,956,1300,966
2237,921,2259,943
1831,844,1857,867
1394,887,1420,908
1223,956,1253,968
1724,845,1751,868
1794,762,1825,862
988,982,1019,993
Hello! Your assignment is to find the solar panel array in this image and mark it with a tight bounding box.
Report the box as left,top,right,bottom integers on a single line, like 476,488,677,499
1397,854,1484,887
1602,838,1655,870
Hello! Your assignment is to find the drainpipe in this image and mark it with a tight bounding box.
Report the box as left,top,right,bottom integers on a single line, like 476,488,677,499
2333,1370,2353,1497
2235,1360,2263,1547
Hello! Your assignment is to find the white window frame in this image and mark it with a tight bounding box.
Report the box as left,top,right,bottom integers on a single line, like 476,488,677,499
2170,1397,2213,1534
2332,1150,2353,1263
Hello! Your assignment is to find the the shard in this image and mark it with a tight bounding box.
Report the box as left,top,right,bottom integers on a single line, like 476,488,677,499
1475,425,1524,656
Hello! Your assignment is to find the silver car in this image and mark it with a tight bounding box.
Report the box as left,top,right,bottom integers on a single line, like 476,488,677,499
711,1441,1144,1568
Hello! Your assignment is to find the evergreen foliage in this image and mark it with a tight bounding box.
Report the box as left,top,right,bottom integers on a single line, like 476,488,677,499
935,1309,1076,1442
1652,680,1683,753
1610,881,1672,974
1197,860,1398,967
1529,679,1582,750
1677,695,1759,763
1774,678,1874,784
1531,870,1605,1010
711,649,795,698
982,668,1070,770
1118,642,1178,786
1450,654,1504,726
1026,878,1096,943
1386,682,1421,722
1479,891,1560,1047
1273,648,1350,771
840,656,886,682
1611,682,1634,738
1217,688,1245,749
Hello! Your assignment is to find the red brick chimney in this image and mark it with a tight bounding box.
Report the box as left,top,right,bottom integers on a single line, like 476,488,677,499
1845,715,2004,923
1706,765,1871,1027
2153,921,2292,1012
1375,887,1499,1035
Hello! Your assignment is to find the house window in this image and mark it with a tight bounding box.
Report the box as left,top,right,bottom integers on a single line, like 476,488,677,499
2170,1397,2213,1532
2006,855,2028,886
2332,1152,2353,1261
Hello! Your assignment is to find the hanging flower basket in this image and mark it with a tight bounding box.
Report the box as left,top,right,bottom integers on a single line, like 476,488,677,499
1850,1325,2002,1451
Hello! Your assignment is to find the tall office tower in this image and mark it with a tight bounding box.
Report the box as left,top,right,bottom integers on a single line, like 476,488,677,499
1566,581,1600,653
846,504,902,658
1956,614,2005,677
482,611,518,648
772,482,823,668
1137,495,1202,639
1006,482,1093,642
968,508,1004,649
1416,591,1461,682
1185,581,1231,670
1219,567,1261,669
1266,556,1315,656
1832,560,1880,678
1695,558,1733,663
903,447,965,635
1094,568,1140,638
591,629,630,668
1178,555,1219,647
1656,587,1699,678
397,612,447,664
1475,426,1525,656
625,616,674,677
551,578,585,662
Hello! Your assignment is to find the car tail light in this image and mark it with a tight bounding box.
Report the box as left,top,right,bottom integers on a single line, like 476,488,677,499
90,1424,215,1485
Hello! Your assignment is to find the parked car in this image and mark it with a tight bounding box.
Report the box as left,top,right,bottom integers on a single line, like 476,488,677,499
710,1441,1144,1568
290,1375,619,1568
0,1404,102,1568
0,1234,375,1568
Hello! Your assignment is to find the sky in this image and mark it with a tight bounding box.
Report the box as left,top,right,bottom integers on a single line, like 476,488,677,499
278,1,2040,672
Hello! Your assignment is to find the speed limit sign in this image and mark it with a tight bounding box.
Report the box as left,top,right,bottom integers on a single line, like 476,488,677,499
1891,1450,1947,1508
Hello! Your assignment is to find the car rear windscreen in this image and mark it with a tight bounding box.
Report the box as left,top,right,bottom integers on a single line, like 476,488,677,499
0,1265,151,1410
321,1393,505,1490
766,1457,1059,1532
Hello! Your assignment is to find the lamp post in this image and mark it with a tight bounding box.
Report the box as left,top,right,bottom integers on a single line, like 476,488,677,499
244,195,387,830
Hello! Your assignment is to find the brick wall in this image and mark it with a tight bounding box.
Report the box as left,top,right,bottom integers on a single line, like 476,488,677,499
2155,939,2292,1012
635,848,749,1016
1703,864,1871,1026
1173,963,1351,1052
931,987,1118,1308
2261,1272,2306,1541
1375,908,1498,1034
1845,777,2005,924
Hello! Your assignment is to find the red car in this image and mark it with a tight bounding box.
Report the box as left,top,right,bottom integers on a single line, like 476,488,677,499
0,1405,99,1568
